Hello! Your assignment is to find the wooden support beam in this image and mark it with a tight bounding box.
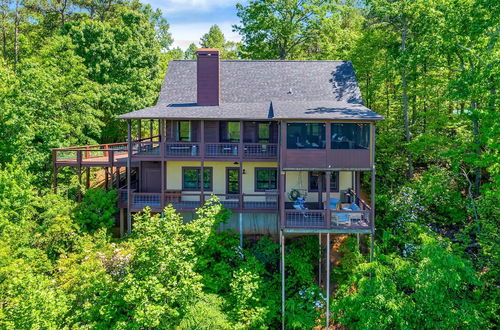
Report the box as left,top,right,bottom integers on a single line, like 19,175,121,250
116,167,121,189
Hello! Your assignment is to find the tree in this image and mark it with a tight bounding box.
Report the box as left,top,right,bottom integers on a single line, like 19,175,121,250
184,42,197,60
234,0,333,59
200,24,239,59
74,188,118,233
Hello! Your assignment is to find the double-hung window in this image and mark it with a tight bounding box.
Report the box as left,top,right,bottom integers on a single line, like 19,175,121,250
182,167,212,191
255,168,278,191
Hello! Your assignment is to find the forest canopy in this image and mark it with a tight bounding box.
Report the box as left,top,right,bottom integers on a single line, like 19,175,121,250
0,0,498,328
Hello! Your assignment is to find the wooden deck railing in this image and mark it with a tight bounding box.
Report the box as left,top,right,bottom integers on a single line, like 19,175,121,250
118,191,279,212
54,141,278,166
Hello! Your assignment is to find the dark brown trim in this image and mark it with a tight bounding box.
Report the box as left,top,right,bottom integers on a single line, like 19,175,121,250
182,166,213,191
308,171,339,193
254,167,278,192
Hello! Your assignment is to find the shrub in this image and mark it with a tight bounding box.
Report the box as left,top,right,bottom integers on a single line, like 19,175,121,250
74,188,118,233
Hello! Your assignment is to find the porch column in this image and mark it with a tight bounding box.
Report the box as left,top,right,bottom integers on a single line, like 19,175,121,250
127,119,132,235
150,119,153,140
138,119,142,141
161,160,165,210
200,120,205,207
279,121,286,228
326,171,331,228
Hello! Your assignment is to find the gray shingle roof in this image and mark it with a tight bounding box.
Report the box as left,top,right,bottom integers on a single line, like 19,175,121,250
118,60,382,121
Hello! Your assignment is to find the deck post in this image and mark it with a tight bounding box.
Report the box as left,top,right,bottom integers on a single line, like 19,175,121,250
280,230,285,330
161,160,165,210
127,120,132,235
326,232,331,329
149,119,153,140
105,167,109,189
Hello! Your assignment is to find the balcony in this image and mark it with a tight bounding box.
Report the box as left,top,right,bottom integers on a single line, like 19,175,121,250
130,141,278,160
118,190,278,213
282,189,373,233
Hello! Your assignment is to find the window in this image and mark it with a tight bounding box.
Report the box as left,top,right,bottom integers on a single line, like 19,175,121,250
286,123,326,149
308,171,339,192
221,121,240,142
331,123,370,149
258,123,270,143
182,167,212,191
255,168,278,191
226,168,240,195
177,121,191,142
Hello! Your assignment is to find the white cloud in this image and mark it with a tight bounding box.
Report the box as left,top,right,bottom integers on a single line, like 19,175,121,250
146,0,237,13
170,21,241,50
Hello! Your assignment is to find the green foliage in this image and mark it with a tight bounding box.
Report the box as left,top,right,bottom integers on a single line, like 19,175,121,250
333,232,492,328
200,24,239,59
74,188,118,233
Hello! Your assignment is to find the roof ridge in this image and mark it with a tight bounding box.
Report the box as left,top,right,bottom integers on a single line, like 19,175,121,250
170,59,350,63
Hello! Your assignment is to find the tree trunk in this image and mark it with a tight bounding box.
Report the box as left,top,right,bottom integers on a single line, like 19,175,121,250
471,101,481,196
13,0,19,71
401,17,413,179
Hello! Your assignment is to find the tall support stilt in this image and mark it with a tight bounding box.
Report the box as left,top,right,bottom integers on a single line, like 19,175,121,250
53,166,58,194
127,120,132,235
116,167,121,189
119,208,124,238
77,168,82,202
105,167,109,189
239,213,243,249
280,230,285,330
326,233,331,329
357,233,360,249
318,233,322,288
86,168,90,189
370,234,374,262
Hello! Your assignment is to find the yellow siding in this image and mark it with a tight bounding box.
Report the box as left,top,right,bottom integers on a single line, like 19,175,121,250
165,161,278,202
165,161,353,204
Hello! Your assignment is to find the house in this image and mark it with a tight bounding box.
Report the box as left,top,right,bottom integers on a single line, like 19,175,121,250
52,49,382,239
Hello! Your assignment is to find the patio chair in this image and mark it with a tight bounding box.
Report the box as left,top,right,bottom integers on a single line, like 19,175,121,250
293,197,309,218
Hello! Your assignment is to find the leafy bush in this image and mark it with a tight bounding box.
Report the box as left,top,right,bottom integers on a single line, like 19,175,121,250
74,188,118,233
333,232,491,328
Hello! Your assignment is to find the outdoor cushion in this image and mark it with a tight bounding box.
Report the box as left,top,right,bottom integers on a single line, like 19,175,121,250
350,202,361,211
293,204,306,210
336,213,350,222
329,198,340,209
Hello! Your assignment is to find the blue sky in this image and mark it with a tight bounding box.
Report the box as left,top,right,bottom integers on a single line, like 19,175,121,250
143,0,245,50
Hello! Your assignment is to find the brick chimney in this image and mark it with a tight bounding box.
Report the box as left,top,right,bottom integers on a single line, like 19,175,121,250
197,49,220,106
